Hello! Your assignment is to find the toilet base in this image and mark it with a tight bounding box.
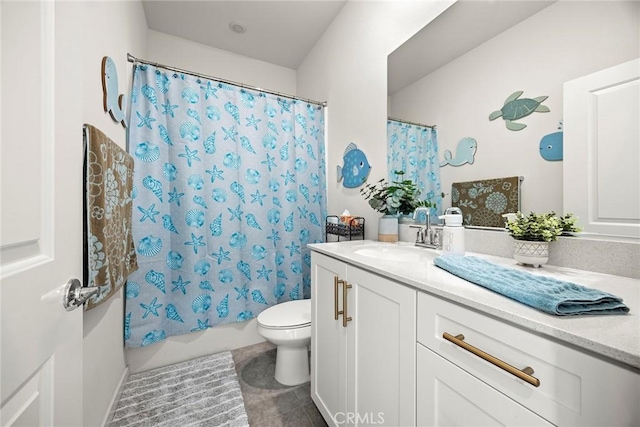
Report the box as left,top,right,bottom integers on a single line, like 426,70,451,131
274,345,309,386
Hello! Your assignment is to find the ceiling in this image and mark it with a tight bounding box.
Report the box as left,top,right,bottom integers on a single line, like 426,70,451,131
388,0,555,95
142,0,347,69
142,0,554,93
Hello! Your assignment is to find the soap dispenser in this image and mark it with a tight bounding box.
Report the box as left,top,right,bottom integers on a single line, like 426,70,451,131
438,207,465,256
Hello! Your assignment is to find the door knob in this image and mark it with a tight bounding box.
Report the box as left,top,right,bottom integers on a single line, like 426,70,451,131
63,278,99,311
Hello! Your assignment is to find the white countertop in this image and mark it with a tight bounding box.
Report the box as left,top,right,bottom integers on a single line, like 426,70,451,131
309,240,640,371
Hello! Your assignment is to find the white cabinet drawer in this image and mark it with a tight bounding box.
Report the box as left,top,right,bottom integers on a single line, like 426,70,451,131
417,343,552,427
417,292,640,426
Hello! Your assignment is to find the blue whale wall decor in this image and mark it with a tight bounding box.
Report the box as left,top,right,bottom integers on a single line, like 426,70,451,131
440,137,477,167
540,121,563,161
102,56,127,128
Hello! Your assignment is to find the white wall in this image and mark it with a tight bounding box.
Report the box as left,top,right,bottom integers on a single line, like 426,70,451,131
125,29,299,374
389,1,639,215
80,1,147,426
297,0,455,237
147,30,297,95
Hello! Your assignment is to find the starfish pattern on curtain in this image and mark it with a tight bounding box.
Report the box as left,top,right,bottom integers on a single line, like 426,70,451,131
387,120,443,220
125,64,327,348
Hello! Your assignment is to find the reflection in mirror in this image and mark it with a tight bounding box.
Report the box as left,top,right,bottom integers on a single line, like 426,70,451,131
387,0,639,235
387,117,442,222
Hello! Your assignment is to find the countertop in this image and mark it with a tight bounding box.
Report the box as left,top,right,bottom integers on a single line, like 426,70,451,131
308,240,640,371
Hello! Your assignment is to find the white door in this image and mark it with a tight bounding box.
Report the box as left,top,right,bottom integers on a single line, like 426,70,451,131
563,58,640,238
311,252,348,427
347,267,416,427
1,1,84,426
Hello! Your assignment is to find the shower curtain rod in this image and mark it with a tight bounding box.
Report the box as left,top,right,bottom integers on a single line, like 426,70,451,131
388,116,436,129
127,53,327,107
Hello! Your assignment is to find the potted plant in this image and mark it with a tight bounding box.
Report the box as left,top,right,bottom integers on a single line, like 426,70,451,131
556,212,583,235
360,171,438,242
506,211,563,267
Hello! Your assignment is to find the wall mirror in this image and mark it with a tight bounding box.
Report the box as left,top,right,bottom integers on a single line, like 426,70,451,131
387,0,639,237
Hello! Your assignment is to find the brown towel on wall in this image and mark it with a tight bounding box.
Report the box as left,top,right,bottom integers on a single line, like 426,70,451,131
83,124,138,310
451,176,522,227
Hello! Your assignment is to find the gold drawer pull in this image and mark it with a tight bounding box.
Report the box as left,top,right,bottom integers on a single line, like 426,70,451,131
334,277,342,320
443,332,540,387
342,281,352,328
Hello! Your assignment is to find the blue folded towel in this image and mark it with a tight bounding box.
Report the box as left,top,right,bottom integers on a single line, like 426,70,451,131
433,256,629,316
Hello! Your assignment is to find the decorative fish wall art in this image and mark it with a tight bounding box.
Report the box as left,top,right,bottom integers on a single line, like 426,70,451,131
540,121,563,161
337,142,371,188
102,56,127,127
489,91,549,131
440,137,477,167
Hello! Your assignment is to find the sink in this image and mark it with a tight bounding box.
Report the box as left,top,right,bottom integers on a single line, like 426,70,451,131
352,244,438,262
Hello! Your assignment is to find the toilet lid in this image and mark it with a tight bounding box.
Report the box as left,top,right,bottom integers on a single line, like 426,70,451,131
257,299,311,329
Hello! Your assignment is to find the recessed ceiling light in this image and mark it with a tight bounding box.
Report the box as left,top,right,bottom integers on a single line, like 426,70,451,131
229,22,247,34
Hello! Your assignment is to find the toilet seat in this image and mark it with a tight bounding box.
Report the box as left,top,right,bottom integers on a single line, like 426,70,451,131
257,299,311,330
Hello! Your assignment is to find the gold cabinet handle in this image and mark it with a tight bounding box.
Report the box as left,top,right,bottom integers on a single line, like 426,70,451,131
334,276,341,320
342,281,352,327
443,332,540,387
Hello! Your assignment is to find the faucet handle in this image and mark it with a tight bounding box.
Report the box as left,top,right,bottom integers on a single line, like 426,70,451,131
432,228,443,249
409,225,425,243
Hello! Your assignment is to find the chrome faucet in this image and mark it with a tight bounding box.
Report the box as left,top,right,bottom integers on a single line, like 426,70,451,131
410,207,441,249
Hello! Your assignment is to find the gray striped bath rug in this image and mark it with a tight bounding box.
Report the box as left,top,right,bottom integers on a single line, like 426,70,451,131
110,351,249,427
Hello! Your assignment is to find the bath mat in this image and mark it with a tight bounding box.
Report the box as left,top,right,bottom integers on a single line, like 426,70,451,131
110,351,249,427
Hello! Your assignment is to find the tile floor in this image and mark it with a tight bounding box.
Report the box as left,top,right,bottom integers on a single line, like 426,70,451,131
231,342,328,427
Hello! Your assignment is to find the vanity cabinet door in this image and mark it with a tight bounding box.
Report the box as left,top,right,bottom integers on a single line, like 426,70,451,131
347,266,416,427
311,252,348,426
311,253,417,427
417,344,553,427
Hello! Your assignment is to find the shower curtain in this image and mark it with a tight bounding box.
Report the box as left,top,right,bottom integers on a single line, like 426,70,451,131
387,120,442,220
125,64,327,348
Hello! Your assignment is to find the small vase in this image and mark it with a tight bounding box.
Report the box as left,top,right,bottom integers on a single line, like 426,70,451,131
378,215,398,242
512,240,549,268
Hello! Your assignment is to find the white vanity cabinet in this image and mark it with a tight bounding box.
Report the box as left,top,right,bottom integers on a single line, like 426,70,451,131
311,252,416,427
417,292,640,426
310,244,639,427
417,343,552,426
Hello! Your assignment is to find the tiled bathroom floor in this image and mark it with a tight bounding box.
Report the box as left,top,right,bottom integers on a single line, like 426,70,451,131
231,342,327,427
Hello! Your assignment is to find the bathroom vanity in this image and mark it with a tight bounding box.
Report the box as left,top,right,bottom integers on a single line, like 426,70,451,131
309,241,640,426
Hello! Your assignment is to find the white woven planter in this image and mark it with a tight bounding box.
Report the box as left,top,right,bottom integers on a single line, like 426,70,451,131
513,240,549,268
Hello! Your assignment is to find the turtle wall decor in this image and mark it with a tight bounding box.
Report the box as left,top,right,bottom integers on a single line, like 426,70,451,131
489,90,549,131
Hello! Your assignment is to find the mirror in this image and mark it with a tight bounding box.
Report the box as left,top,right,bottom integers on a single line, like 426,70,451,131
387,0,639,235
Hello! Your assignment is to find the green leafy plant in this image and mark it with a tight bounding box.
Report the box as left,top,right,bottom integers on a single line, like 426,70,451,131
506,211,563,242
360,171,440,216
555,212,582,233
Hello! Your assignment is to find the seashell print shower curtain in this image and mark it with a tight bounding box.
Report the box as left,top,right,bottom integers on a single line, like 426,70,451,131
387,120,442,220
125,64,327,348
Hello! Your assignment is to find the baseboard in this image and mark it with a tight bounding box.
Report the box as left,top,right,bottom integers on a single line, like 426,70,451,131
101,366,129,427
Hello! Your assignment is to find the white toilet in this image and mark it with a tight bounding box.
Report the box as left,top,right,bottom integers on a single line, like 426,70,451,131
257,299,311,386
